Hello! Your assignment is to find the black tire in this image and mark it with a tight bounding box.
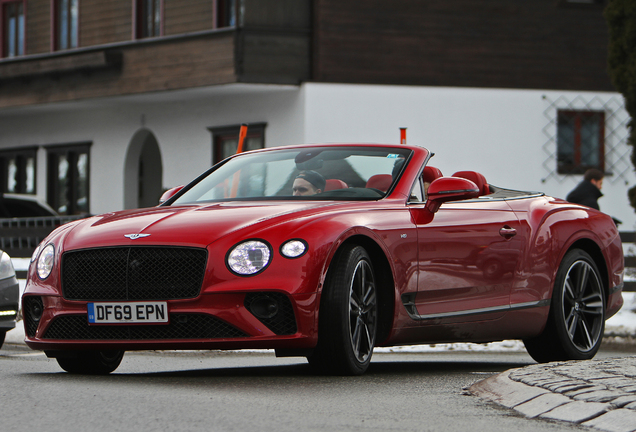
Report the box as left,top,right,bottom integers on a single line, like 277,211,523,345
0,330,5,349
55,350,125,374
524,249,605,363
308,245,378,375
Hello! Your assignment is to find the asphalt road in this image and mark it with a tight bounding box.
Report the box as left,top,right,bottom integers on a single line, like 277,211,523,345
1,345,629,432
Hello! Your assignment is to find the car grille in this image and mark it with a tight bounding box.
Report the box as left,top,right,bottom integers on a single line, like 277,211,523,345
42,314,248,340
62,247,207,301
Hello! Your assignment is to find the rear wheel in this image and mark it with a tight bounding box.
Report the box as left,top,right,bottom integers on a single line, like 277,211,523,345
55,350,125,374
524,249,605,362
0,330,5,349
308,245,378,375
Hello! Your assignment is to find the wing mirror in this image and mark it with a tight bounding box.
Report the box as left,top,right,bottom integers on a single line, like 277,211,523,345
425,176,480,213
158,186,184,204
412,177,480,224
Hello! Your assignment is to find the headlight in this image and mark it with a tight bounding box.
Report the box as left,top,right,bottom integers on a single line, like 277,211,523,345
37,244,55,280
280,240,307,259
31,243,42,262
227,240,271,276
0,251,15,280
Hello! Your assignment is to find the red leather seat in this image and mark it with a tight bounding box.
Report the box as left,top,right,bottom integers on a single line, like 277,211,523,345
325,179,348,191
452,171,490,195
366,174,393,192
422,166,443,184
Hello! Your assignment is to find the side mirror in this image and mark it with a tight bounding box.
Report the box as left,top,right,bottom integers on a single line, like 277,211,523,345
158,186,184,204
427,176,480,207
425,177,480,213
411,177,480,224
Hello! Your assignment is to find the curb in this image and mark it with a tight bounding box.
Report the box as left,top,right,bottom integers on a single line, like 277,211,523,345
470,358,636,432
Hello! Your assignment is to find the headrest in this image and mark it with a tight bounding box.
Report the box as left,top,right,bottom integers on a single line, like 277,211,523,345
423,166,443,184
366,174,393,192
452,171,490,195
324,179,348,191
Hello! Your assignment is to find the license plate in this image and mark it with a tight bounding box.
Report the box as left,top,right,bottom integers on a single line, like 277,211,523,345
87,302,168,324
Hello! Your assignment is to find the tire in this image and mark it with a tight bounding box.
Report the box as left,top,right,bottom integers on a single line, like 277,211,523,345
308,245,378,375
524,249,605,363
0,330,5,349
55,350,125,374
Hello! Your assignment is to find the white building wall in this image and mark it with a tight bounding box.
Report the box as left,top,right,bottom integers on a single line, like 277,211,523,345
302,83,636,228
0,82,633,228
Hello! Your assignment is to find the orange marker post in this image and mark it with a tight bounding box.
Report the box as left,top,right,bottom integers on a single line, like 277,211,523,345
400,127,407,144
229,124,249,198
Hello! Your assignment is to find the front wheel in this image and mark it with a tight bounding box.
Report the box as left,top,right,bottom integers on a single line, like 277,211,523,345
54,350,125,374
524,249,605,363
308,245,378,375
0,330,5,349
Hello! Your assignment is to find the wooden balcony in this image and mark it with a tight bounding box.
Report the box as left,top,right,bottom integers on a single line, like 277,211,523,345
0,27,310,108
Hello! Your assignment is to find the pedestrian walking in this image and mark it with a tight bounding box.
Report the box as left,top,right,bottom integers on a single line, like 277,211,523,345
566,168,604,210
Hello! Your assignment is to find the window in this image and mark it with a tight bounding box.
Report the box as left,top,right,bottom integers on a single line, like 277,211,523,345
209,124,265,164
215,0,235,28
1,0,25,58
54,0,78,50
135,0,162,39
0,148,37,194
557,110,605,175
46,143,90,215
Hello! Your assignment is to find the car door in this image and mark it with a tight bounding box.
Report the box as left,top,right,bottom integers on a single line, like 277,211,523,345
408,197,524,323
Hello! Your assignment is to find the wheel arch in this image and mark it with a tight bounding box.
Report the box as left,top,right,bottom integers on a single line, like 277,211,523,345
565,238,609,302
333,235,395,345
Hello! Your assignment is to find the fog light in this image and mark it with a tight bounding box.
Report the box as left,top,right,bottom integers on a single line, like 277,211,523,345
249,295,279,319
29,301,43,323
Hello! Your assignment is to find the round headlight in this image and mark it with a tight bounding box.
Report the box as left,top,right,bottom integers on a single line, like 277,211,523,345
281,240,307,259
31,243,42,262
227,240,271,276
37,244,55,280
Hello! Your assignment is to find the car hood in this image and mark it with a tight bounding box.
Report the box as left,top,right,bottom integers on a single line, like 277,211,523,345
60,201,343,250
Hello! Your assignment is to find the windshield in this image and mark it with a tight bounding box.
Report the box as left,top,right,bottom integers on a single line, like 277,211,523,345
171,146,412,204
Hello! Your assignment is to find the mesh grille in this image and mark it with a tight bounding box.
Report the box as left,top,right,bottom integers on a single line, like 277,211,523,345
43,314,248,340
244,292,297,335
22,296,43,338
62,247,207,301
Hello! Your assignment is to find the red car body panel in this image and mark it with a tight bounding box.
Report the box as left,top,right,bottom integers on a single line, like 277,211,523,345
22,143,624,356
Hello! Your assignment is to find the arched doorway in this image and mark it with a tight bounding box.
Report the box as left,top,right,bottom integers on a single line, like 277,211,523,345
124,129,163,209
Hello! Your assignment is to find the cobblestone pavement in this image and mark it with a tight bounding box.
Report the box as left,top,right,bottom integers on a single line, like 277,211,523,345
470,356,636,432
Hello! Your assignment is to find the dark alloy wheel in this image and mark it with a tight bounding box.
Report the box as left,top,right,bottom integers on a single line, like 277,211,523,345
524,249,605,363
308,245,378,375
55,350,125,374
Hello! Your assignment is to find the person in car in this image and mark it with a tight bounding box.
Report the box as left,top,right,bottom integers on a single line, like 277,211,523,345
293,170,326,196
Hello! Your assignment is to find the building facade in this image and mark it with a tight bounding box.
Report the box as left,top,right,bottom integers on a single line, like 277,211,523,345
0,0,633,228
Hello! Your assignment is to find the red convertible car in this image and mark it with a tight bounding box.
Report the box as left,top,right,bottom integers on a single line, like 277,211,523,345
22,144,624,375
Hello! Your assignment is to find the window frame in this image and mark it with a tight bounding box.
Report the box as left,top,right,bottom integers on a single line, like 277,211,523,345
52,0,79,51
213,0,236,29
0,146,37,194
556,109,606,175
209,123,266,165
0,0,26,58
45,142,91,215
134,0,163,40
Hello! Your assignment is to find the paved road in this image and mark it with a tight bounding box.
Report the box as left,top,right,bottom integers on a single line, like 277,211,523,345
2,344,631,432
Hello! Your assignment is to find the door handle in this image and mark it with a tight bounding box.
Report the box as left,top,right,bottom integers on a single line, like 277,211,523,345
499,226,517,239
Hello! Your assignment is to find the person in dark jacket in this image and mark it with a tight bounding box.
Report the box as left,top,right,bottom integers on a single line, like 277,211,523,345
566,168,604,210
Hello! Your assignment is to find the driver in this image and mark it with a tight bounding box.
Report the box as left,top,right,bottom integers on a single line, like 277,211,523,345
293,170,326,196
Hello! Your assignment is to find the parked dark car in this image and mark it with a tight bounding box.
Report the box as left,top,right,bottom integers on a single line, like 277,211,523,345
0,249,19,349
